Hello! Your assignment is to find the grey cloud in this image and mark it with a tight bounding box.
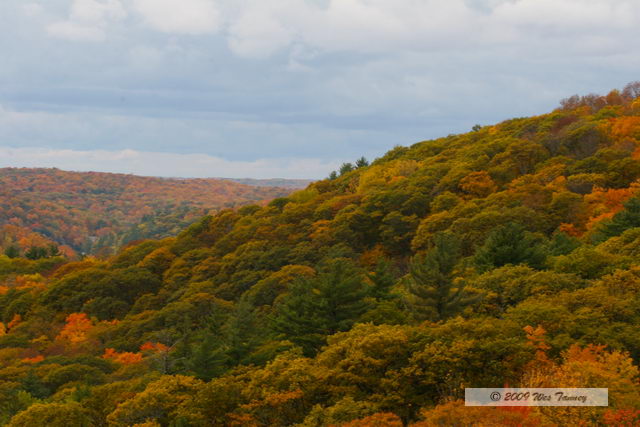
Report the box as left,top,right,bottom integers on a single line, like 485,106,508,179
0,0,639,178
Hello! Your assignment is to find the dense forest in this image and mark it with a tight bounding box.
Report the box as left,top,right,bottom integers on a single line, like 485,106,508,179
1,83,640,425
0,169,296,257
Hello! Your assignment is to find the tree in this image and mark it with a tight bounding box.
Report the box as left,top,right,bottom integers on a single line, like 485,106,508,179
367,258,397,301
4,245,19,259
474,223,547,272
106,375,203,426
407,233,480,321
7,402,92,427
339,163,355,176
355,157,370,168
272,259,370,355
25,247,47,260
47,244,61,257
187,332,227,380
596,197,640,241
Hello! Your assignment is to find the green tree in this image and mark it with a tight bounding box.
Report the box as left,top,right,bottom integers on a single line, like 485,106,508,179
474,223,547,272
8,402,92,427
223,298,262,364
355,157,370,168
339,163,355,175
596,197,640,241
407,233,480,321
188,332,227,381
25,247,48,260
272,259,370,355
4,245,20,259
367,258,397,301
548,231,581,256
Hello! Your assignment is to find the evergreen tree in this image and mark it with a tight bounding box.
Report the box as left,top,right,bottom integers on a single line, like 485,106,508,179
355,157,370,168
596,197,640,241
188,332,227,381
367,258,398,301
47,244,61,257
474,223,547,272
339,163,355,175
4,245,20,259
548,231,581,256
25,247,48,260
223,298,260,364
407,233,480,321
272,259,370,355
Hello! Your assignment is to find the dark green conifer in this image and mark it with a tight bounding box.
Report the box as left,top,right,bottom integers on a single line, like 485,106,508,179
272,259,370,355
407,232,480,321
596,197,640,241
474,223,547,272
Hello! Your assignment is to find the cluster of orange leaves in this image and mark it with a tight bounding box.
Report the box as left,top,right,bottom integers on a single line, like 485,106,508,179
21,355,45,364
102,348,143,365
102,341,170,365
583,184,640,231
57,313,93,344
140,341,169,353
603,408,640,426
524,324,551,363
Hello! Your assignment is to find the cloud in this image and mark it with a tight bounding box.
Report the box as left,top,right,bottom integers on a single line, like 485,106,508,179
47,0,126,42
0,146,340,179
133,0,220,34
6,0,640,179
219,0,640,58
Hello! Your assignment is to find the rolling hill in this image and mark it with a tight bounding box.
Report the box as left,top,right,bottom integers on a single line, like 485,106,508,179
0,168,296,257
1,83,640,425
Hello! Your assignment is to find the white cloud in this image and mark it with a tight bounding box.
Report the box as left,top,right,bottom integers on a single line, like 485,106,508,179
47,0,126,42
0,146,340,179
218,0,640,58
133,0,220,34
47,21,107,42
22,3,44,17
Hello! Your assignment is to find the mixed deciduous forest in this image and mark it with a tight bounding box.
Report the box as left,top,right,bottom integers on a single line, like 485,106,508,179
1,83,640,425
0,169,296,257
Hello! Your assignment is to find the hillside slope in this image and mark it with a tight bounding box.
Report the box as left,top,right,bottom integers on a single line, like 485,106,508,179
1,83,640,425
0,168,295,256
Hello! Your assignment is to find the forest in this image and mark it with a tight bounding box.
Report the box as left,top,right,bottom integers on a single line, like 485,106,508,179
0,83,640,425
0,169,296,257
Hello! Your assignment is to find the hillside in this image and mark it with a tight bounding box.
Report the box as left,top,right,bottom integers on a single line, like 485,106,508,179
0,168,295,257
1,83,640,425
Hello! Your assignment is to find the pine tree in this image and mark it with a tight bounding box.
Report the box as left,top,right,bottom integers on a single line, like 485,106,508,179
4,245,20,259
223,299,260,364
367,258,398,301
272,259,370,355
407,233,480,321
355,157,370,168
597,197,640,241
339,163,355,175
188,333,227,381
474,223,547,272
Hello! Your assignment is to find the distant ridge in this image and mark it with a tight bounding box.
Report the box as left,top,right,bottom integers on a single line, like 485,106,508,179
0,167,297,256
217,178,313,189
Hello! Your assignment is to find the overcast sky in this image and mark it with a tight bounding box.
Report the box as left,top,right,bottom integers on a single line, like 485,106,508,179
1,0,639,178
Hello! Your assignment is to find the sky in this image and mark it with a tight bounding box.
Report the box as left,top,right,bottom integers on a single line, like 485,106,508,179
0,0,639,179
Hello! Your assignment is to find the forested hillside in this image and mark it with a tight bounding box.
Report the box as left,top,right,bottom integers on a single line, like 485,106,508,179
1,83,640,425
0,169,294,257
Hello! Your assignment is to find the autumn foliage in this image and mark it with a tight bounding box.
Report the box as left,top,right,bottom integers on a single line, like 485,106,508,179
0,83,640,425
